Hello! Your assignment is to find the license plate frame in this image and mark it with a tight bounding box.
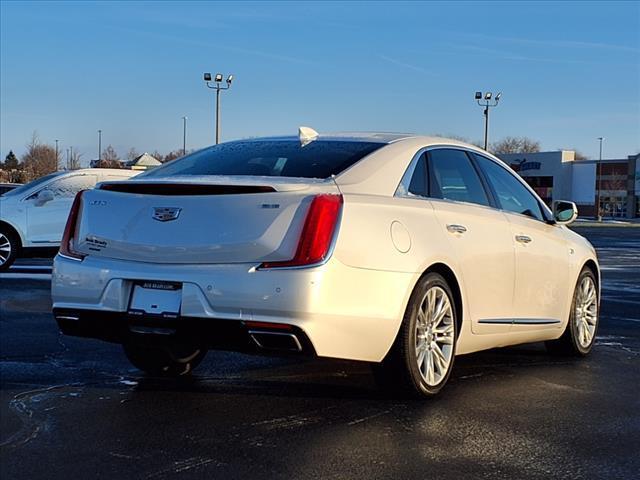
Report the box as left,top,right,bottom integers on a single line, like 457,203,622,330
128,281,182,319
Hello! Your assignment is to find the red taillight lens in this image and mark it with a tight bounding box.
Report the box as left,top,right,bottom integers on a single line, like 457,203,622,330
59,190,86,260
259,194,343,269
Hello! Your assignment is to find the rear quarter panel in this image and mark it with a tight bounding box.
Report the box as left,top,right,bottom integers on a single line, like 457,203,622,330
333,193,477,356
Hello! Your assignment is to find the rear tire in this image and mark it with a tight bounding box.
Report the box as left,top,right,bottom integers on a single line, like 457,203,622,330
546,268,599,356
373,272,458,397
0,226,19,272
123,342,206,377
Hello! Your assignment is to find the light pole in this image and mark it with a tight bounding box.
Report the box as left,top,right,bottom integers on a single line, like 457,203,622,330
98,130,102,162
596,137,604,221
55,139,59,170
475,91,502,151
204,73,234,144
182,116,188,156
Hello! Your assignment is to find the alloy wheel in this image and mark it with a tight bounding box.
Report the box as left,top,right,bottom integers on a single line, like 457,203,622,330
0,233,11,267
415,286,455,386
575,275,598,348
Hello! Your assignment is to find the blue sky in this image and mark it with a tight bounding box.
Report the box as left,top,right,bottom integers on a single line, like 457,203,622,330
1,0,639,163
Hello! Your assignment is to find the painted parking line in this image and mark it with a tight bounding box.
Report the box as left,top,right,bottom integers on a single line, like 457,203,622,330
0,273,52,280
10,265,53,270
0,264,53,280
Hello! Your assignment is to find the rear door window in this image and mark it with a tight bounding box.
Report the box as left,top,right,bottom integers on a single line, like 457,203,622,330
428,149,490,207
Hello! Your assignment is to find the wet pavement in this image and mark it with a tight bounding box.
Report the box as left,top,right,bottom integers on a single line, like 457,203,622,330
1,227,639,479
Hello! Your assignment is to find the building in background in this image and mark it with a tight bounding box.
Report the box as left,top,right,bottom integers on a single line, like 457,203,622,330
124,153,162,171
89,152,161,171
498,151,639,219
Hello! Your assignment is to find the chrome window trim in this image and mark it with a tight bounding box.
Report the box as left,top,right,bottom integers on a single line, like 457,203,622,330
394,147,429,199
394,144,554,225
395,144,494,206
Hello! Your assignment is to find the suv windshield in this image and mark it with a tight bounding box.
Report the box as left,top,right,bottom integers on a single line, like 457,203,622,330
1,171,65,198
140,140,385,179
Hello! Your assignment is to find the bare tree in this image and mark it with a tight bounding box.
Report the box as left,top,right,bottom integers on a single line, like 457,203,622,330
492,136,541,154
66,149,82,170
573,150,588,161
429,134,484,149
150,151,164,162
95,159,122,169
162,150,184,163
602,168,628,217
126,147,140,161
21,132,58,181
102,145,120,162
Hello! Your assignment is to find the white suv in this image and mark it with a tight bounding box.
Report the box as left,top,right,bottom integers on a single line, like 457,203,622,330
0,168,138,270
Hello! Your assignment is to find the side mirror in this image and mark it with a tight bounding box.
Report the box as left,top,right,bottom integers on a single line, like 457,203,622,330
34,189,54,206
553,200,578,225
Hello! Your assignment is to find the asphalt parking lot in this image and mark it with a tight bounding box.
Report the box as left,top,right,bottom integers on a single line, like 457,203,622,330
1,227,638,480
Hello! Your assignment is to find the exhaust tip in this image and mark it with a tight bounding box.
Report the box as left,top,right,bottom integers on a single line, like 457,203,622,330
249,331,303,352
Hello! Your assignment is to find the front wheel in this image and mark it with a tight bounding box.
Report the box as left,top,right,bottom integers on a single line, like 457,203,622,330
546,267,599,356
373,272,458,397
0,227,19,271
123,342,207,377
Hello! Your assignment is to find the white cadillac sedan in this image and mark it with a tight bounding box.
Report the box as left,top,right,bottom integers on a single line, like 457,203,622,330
52,131,600,396
0,168,138,270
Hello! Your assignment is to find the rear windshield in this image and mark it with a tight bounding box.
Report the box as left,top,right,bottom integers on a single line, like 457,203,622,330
140,140,385,179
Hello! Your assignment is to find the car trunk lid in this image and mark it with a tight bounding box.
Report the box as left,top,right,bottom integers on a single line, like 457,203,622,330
74,177,339,264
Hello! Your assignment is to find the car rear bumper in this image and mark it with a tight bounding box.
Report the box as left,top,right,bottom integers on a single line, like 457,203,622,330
52,254,416,362
53,307,316,355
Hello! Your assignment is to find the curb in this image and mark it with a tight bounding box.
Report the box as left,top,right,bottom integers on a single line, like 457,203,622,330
571,222,640,228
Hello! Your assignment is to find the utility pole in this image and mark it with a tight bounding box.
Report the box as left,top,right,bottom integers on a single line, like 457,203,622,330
475,91,502,151
182,116,188,156
98,130,102,162
55,139,59,170
204,73,234,144
596,137,604,221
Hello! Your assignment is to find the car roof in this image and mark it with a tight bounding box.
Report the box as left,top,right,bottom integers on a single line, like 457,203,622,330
67,168,137,175
233,132,478,149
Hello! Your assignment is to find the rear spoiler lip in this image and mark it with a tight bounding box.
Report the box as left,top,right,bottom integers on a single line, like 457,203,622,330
99,183,277,196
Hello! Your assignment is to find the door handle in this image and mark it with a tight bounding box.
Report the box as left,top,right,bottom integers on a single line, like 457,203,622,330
446,224,467,234
515,235,532,244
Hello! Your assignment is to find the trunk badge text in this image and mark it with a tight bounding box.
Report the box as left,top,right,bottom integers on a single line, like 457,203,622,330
152,207,182,222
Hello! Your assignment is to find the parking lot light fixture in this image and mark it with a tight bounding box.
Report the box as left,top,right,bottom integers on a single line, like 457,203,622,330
204,71,234,144
475,91,502,151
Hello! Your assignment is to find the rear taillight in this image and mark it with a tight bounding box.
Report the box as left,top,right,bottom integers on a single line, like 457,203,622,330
59,190,86,260
259,194,343,269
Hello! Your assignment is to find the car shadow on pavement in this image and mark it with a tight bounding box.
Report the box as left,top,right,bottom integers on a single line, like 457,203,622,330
124,342,578,401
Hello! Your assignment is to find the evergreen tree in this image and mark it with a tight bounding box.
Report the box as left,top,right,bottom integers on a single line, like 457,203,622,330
3,150,19,170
